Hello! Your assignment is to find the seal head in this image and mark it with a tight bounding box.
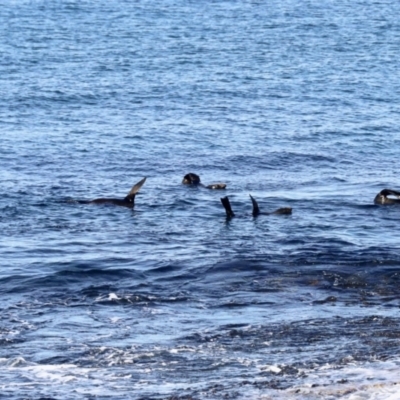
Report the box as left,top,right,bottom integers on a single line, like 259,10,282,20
182,173,201,185
182,173,226,189
374,189,400,205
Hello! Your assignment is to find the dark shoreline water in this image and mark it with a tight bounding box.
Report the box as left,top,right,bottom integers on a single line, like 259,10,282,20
2,0,400,398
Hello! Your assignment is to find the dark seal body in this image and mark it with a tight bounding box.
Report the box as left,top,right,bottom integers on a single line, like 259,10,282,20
374,189,400,205
78,177,146,208
220,195,292,219
182,173,226,190
249,195,292,216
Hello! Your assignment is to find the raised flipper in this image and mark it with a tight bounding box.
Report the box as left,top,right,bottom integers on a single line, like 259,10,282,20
75,177,147,208
250,194,292,216
220,196,235,218
249,194,260,217
124,177,147,202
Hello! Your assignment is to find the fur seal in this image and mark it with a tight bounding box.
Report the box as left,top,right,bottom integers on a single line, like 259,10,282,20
182,173,226,190
374,189,400,205
77,177,146,208
220,195,292,218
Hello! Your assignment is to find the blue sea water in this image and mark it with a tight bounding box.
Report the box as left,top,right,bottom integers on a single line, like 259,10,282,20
1,0,400,398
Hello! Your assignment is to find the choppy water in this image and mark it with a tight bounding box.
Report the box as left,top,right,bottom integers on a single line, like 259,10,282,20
2,0,400,398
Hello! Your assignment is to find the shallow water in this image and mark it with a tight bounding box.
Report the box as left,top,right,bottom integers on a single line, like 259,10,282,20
1,0,400,398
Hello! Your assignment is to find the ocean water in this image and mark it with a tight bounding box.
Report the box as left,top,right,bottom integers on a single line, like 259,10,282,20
1,0,400,398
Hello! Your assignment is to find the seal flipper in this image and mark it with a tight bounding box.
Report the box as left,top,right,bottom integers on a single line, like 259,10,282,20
249,194,260,217
221,196,235,218
272,207,292,215
206,183,226,190
250,194,292,216
124,177,147,202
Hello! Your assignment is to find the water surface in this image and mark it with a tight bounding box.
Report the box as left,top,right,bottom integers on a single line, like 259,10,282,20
1,0,400,398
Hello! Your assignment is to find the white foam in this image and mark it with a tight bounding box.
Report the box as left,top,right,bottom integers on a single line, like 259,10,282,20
0,355,399,399
261,364,282,374
286,358,400,399
108,293,120,301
